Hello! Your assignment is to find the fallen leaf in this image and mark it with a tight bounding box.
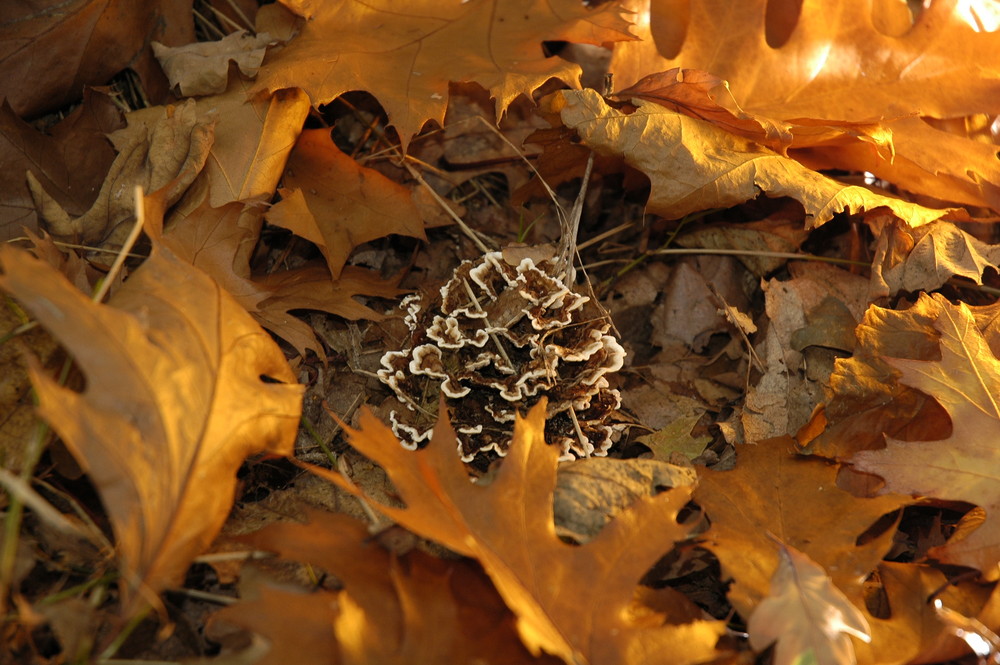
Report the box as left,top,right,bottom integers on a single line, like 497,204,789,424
851,294,1000,578
0,193,303,611
794,297,959,459
165,187,402,358
611,0,1000,212
793,116,1000,212
616,68,893,158
252,0,635,149
746,263,869,443
227,510,553,665
29,99,216,245
614,0,1000,122
868,218,1000,299
854,562,993,665
0,1,194,117
208,585,339,665
0,90,124,242
674,206,810,276
312,400,727,665
552,89,964,227
636,416,712,463
552,457,698,543
695,437,910,619
266,129,426,278
153,30,275,97
748,540,871,665
192,76,310,207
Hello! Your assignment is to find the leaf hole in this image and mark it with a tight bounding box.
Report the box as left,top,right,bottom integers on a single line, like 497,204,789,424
862,569,891,619
855,509,902,547
649,0,689,59
764,0,803,48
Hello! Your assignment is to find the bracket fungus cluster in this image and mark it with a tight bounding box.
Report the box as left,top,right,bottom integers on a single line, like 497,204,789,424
378,250,626,462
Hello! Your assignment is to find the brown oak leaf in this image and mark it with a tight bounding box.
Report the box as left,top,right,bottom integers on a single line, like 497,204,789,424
611,0,1000,212
310,400,727,665
851,293,1000,578
166,184,402,358
551,89,964,227
0,193,303,611
252,0,635,149
695,437,910,619
0,1,194,118
748,540,871,665
220,510,554,665
0,90,123,242
266,129,426,278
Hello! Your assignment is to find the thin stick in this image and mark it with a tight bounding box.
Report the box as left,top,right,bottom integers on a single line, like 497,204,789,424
402,161,491,253
650,247,869,266
91,186,148,304
575,221,635,252
3,236,147,259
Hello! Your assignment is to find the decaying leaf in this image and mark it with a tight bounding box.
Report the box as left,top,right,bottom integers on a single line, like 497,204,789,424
0,193,303,611
615,68,893,157
252,0,635,148
552,457,697,543
0,1,195,118
0,90,124,242
28,99,215,245
266,129,426,278
221,510,552,665
611,0,1000,211
551,89,963,227
795,296,957,460
868,217,1000,299
311,400,727,665
851,294,1000,578
153,30,275,97
746,263,869,442
748,540,871,665
695,437,909,619
165,187,403,359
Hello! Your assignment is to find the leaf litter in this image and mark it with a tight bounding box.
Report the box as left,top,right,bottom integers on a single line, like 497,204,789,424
2,1,1000,664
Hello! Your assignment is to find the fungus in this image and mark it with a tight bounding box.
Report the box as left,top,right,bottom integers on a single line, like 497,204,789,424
377,251,626,462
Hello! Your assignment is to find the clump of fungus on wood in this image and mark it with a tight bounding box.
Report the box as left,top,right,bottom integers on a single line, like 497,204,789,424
378,250,626,462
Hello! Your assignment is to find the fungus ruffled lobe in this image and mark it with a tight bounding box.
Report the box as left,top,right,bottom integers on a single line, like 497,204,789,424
378,251,626,462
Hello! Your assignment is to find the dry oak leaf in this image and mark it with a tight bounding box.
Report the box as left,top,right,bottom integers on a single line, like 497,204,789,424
745,263,870,443
748,540,871,665
166,185,402,359
311,401,727,665
29,99,216,245
190,75,310,208
0,0,194,118
209,586,338,665
612,0,1000,122
868,217,1000,300
694,437,910,623
553,90,962,227
0,200,303,610
610,0,1000,212
266,129,426,278
615,68,894,158
853,562,998,665
226,510,554,665
153,30,275,97
252,0,635,150
851,293,1000,579
794,296,960,460
0,90,123,242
